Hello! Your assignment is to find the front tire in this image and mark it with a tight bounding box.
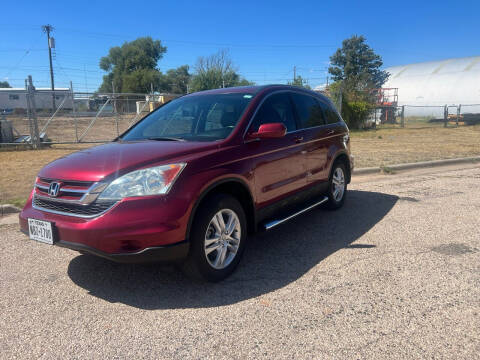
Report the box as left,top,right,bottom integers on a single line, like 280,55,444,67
326,161,347,210
182,194,247,282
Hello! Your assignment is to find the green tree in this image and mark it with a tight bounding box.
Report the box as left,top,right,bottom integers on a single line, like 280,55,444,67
98,37,167,93
327,35,389,129
162,65,191,94
190,50,253,92
288,75,311,89
0,81,11,88
328,35,389,98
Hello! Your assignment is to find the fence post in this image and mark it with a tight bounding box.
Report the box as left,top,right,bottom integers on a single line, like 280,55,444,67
457,105,461,127
27,75,41,149
401,105,405,128
112,81,119,136
443,105,448,128
70,81,78,142
25,79,32,147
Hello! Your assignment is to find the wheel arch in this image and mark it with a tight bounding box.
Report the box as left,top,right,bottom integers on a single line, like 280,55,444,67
186,177,256,241
331,151,352,183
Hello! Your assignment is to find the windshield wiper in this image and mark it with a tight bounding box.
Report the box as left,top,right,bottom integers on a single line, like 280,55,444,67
147,137,186,142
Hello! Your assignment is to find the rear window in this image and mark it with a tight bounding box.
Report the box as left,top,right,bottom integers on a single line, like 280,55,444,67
322,103,342,125
290,93,325,128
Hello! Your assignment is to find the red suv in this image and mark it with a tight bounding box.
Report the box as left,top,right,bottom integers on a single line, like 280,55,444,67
20,85,353,281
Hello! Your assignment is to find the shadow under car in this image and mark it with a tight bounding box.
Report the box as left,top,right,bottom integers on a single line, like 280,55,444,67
67,190,398,309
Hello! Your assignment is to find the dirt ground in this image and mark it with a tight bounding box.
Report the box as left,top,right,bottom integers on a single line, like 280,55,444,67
1,164,479,359
1,123,479,205
8,114,136,143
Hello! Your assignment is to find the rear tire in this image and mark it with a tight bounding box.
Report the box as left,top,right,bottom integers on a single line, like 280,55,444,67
182,194,247,282
326,161,347,210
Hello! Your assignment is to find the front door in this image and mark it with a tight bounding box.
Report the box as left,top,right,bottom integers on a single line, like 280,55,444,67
245,92,307,208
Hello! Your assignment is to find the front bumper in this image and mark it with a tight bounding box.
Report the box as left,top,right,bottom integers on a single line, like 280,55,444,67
56,239,189,263
19,192,192,263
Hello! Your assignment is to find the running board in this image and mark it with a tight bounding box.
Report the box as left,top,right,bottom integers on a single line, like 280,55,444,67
262,196,328,230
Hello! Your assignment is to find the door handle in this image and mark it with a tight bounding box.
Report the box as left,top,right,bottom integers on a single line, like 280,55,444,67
294,136,303,143
327,130,335,135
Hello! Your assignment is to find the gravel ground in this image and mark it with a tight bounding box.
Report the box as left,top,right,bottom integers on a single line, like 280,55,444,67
1,165,479,359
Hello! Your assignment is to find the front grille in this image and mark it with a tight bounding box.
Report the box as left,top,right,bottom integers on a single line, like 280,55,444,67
38,177,94,188
33,197,116,218
36,177,94,201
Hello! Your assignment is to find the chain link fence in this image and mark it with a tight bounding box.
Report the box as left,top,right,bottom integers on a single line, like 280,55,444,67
367,104,480,129
0,77,179,148
2,80,480,148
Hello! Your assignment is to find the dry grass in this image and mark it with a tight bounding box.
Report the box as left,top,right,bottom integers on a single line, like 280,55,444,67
352,124,480,168
1,124,479,205
0,144,92,206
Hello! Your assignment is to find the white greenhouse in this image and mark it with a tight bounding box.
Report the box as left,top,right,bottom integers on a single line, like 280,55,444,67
383,56,480,117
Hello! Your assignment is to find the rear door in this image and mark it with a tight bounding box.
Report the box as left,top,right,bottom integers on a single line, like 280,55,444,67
319,99,349,175
290,92,330,184
246,92,307,207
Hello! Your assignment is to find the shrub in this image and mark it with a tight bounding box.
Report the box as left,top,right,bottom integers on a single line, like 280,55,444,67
342,100,373,129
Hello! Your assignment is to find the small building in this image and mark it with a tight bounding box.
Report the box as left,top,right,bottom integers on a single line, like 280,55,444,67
0,87,73,112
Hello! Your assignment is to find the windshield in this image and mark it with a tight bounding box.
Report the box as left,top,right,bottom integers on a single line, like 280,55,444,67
122,93,254,142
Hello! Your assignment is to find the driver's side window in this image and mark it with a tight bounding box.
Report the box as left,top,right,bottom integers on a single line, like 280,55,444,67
251,93,296,132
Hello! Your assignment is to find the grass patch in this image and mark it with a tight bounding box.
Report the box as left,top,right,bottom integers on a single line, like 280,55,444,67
379,166,396,175
1,197,28,208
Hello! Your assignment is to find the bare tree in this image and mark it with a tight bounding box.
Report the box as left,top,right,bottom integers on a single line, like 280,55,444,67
190,50,252,91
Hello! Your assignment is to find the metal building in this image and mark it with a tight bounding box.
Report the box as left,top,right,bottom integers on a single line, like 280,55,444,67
0,88,72,112
383,56,480,117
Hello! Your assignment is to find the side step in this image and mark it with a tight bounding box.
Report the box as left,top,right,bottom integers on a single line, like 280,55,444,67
262,196,328,230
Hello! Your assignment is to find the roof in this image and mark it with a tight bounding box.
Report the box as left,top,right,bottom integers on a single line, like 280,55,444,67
0,87,70,91
186,85,270,96
185,84,327,99
385,56,480,79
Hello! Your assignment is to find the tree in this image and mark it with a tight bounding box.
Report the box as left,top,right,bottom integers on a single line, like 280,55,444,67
0,81,11,88
162,65,191,94
98,37,167,93
328,35,389,98
190,50,253,92
288,75,311,89
327,35,389,129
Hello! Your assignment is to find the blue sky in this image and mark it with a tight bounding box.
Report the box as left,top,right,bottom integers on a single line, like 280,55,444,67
1,0,478,91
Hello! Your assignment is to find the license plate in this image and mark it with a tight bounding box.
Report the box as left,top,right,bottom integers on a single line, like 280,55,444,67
28,218,54,245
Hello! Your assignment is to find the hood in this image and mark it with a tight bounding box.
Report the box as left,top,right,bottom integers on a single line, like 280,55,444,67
38,140,218,182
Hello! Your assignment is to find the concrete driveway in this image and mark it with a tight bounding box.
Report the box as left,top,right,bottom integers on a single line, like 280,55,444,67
1,164,479,358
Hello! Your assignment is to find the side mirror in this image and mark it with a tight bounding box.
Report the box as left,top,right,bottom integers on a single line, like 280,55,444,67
248,123,287,139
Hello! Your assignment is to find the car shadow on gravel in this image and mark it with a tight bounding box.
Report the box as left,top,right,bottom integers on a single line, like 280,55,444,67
67,190,398,309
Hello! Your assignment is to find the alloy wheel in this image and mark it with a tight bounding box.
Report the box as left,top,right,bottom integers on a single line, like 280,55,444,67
332,167,345,202
204,209,241,270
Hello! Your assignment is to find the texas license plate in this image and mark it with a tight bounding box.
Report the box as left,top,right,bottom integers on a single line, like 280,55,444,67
28,218,54,245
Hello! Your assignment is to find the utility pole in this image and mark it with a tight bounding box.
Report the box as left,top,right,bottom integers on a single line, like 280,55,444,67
42,24,55,111
293,66,296,83
27,75,41,148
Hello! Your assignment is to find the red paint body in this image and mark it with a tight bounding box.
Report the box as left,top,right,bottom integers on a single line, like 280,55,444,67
20,85,353,261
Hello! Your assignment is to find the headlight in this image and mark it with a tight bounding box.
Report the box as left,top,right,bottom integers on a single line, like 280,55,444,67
98,163,186,200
